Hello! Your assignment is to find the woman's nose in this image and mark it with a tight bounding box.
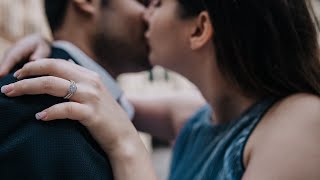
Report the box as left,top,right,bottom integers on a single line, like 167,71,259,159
143,0,157,22
143,7,152,23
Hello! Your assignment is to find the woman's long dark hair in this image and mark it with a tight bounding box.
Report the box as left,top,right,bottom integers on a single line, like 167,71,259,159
178,0,320,98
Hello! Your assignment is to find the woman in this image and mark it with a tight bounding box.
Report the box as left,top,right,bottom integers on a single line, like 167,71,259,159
2,0,320,179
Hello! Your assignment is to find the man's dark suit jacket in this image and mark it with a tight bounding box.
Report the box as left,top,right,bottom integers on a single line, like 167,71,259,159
0,47,113,179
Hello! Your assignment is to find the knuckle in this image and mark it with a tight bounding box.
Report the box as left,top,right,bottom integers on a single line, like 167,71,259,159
86,88,99,101
23,62,32,68
48,106,58,117
82,106,93,122
91,72,100,79
44,60,55,72
66,104,75,115
42,77,55,91
51,104,62,116
14,81,26,93
81,106,96,125
90,72,101,81
21,63,31,75
89,72,103,89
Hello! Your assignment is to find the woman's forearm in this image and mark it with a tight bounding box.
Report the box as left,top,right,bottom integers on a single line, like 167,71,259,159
130,95,205,141
131,99,176,141
107,132,158,180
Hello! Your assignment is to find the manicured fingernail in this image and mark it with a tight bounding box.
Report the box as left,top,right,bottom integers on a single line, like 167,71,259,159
1,84,14,94
35,112,47,120
13,70,21,78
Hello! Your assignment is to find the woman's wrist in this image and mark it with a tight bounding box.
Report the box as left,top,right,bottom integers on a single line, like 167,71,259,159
106,131,157,180
84,113,144,158
107,131,146,161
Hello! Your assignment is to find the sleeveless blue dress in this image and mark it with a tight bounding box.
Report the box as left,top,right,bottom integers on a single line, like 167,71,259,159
169,98,277,180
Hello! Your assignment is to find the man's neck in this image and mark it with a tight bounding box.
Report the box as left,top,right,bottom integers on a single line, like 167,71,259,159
53,31,121,78
54,30,97,60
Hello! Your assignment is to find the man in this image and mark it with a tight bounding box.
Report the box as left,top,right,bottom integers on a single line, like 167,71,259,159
0,0,151,179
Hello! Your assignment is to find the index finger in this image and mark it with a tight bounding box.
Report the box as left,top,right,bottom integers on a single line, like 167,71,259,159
15,58,95,83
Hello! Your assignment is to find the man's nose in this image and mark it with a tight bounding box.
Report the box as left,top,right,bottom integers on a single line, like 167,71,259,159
143,10,149,24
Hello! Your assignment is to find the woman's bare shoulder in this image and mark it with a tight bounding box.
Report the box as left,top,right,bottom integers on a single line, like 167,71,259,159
268,93,320,120
254,93,320,145
243,93,320,179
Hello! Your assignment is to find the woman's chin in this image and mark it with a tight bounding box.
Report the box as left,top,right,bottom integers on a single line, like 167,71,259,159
148,53,175,71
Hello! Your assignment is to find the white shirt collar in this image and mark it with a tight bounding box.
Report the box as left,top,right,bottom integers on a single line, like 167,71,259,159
52,40,123,100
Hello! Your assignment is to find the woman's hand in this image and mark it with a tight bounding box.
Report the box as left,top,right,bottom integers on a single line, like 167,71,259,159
0,34,51,77
0,59,157,180
2,58,132,150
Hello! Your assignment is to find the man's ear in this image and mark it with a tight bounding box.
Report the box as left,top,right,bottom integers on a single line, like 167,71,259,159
71,0,100,15
189,11,214,50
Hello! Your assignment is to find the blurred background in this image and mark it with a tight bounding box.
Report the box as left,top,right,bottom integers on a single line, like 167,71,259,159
0,0,319,179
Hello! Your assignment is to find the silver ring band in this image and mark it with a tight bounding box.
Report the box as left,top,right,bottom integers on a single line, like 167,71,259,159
64,80,77,99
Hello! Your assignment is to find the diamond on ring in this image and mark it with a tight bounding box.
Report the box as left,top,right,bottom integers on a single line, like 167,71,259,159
64,80,77,99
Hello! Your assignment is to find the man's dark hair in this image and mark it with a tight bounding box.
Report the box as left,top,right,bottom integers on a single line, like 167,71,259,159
178,0,320,98
44,0,108,32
